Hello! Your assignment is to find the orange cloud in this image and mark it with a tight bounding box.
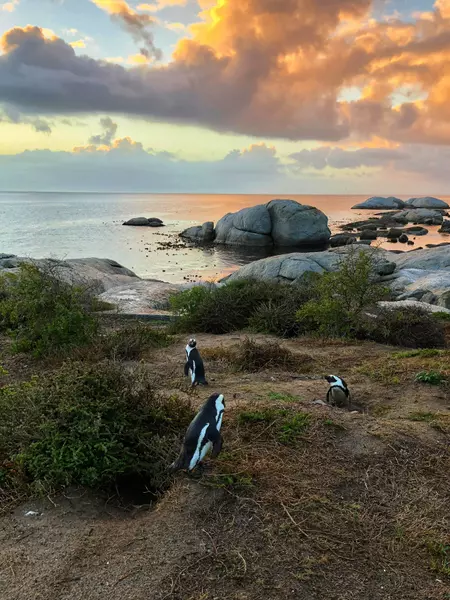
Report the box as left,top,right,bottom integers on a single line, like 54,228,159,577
138,0,187,11
1,0,19,12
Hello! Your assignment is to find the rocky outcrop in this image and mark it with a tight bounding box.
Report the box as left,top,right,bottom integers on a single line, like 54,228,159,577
352,196,405,210
184,200,331,248
392,209,444,225
0,256,138,293
123,217,164,227
405,197,449,209
98,280,181,314
439,220,450,233
225,246,396,284
180,222,215,243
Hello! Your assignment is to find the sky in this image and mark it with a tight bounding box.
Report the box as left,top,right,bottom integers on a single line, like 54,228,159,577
0,0,450,193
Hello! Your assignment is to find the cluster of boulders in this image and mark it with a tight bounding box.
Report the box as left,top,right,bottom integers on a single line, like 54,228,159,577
181,199,331,248
123,217,165,227
352,196,449,210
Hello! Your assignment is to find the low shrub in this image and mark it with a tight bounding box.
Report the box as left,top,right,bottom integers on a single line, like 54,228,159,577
296,250,390,338
0,362,193,496
0,262,99,357
238,408,310,445
170,278,314,335
365,307,446,349
415,370,445,385
101,324,171,360
228,337,302,372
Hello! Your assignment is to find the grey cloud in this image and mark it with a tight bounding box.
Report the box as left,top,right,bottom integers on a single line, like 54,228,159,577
88,117,118,145
110,8,161,60
290,146,410,170
0,104,52,133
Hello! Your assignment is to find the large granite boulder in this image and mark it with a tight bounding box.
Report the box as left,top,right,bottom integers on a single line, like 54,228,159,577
392,209,444,225
123,217,164,227
98,280,181,313
391,245,450,271
439,220,450,233
214,200,330,248
225,246,396,284
180,221,215,243
405,197,449,209
0,256,139,293
267,199,331,247
352,196,405,210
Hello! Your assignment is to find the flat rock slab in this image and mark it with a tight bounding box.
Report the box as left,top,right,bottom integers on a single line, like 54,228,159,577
98,280,181,314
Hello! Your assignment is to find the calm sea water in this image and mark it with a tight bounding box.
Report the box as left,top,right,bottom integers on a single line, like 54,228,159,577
1,192,448,283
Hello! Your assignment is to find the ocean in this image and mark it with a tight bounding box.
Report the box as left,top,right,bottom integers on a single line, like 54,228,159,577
1,192,448,283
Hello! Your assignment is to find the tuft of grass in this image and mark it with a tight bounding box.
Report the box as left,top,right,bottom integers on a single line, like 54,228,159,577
432,311,450,322
0,262,99,357
392,349,443,359
100,324,171,360
268,391,300,403
0,361,193,497
415,370,445,385
426,541,450,578
238,408,310,445
408,412,436,423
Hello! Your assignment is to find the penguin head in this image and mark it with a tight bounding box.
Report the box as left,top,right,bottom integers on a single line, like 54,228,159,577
325,375,337,384
188,338,197,348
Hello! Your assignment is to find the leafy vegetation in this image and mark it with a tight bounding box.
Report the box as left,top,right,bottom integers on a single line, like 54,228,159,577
170,278,315,336
238,408,310,445
392,349,443,359
101,324,171,360
296,250,389,338
0,262,99,357
0,362,193,496
414,370,445,385
365,307,446,349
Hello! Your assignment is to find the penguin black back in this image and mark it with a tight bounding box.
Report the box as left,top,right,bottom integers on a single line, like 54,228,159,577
170,393,225,472
185,338,208,386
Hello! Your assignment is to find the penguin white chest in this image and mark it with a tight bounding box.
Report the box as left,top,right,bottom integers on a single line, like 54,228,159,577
330,387,347,405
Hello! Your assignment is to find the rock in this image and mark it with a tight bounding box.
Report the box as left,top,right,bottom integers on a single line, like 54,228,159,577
214,199,330,248
426,243,450,249
360,230,377,241
358,223,379,231
405,226,428,236
437,290,450,309
438,220,450,233
0,256,139,294
226,246,396,283
399,234,409,244
267,199,330,247
341,218,381,231
233,205,272,235
98,280,181,314
329,233,358,247
407,241,414,246
405,197,449,209
123,217,164,227
352,196,405,210
387,228,403,239
392,245,450,270
377,300,450,315
180,221,215,243
392,209,444,225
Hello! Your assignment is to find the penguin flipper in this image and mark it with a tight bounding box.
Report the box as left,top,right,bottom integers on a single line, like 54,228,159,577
184,362,189,377
211,434,223,458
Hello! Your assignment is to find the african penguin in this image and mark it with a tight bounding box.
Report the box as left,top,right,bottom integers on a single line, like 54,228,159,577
169,393,225,473
184,338,208,387
325,375,350,409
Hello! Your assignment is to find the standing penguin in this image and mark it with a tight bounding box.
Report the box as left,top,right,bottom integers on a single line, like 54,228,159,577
170,393,225,473
184,338,208,387
325,375,350,408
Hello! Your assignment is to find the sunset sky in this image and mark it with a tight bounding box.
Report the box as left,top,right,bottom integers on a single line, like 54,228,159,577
1,0,450,193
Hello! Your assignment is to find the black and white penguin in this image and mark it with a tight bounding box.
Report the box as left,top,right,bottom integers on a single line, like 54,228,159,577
184,338,208,387
325,375,350,408
170,393,225,472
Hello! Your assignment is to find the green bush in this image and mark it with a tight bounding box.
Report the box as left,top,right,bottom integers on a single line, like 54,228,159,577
0,362,193,495
415,370,445,385
296,250,389,338
101,324,171,360
365,307,446,349
170,279,313,335
0,262,99,357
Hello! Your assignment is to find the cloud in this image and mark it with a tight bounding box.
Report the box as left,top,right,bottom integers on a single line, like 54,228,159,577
290,146,410,170
4,2,450,145
137,0,187,12
88,116,118,145
90,0,161,60
69,40,87,48
0,105,52,134
1,0,19,12
164,22,187,32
